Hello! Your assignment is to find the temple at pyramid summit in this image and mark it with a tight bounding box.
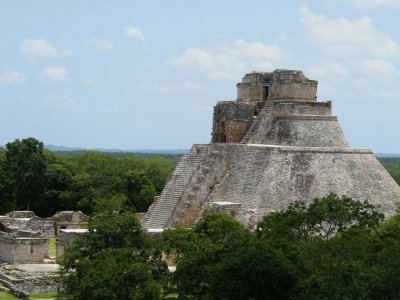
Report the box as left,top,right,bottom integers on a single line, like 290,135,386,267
142,69,400,229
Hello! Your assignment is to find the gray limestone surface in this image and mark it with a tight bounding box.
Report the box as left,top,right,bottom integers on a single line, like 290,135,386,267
142,69,400,229
16,264,59,273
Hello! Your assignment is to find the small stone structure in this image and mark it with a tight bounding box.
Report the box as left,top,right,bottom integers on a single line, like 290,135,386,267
1,211,55,239
0,226,48,264
0,263,63,296
56,228,88,258
52,211,89,235
143,69,400,230
0,210,88,263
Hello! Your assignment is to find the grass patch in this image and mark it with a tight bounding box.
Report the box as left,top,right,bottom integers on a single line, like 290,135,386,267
0,291,19,300
49,238,56,257
164,293,179,299
5,264,17,270
29,293,68,299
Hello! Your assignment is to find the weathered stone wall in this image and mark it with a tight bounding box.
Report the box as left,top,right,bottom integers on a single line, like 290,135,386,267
268,83,317,101
27,219,55,238
237,82,317,102
0,236,49,263
245,115,349,148
237,85,268,102
212,101,255,143
14,281,61,295
205,202,241,216
1,211,56,238
236,70,317,102
266,101,331,116
214,144,399,218
6,211,36,218
273,69,308,83
56,229,88,258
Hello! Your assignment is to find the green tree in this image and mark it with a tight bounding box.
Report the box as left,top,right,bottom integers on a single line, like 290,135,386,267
61,206,166,300
2,137,47,213
306,193,384,239
369,210,400,298
256,194,385,299
167,213,296,299
257,193,384,242
125,170,157,212
297,231,380,300
40,152,74,215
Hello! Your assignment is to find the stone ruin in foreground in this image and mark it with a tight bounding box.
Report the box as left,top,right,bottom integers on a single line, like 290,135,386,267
143,69,400,229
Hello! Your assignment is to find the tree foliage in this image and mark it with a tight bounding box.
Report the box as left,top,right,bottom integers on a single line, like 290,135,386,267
0,137,175,216
378,157,400,185
56,192,400,299
163,195,400,299
61,206,166,300
1,137,47,213
164,213,297,299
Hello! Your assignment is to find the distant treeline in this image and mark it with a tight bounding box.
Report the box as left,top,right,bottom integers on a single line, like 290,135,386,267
0,138,178,217
0,137,399,218
377,157,400,185
53,149,182,164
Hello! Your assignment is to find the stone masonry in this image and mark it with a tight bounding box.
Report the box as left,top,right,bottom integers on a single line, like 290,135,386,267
142,69,400,229
0,210,88,263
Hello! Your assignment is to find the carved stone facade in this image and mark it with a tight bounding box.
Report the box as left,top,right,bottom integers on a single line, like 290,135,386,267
143,69,400,230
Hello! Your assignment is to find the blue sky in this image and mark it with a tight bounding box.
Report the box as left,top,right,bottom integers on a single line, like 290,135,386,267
1,1,399,153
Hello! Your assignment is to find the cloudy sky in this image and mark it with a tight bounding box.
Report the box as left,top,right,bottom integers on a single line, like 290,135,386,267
1,1,399,153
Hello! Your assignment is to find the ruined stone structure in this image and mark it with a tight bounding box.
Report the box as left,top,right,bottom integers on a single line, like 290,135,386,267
56,228,88,258
0,210,88,263
0,227,49,264
0,263,63,296
143,70,400,229
52,211,88,235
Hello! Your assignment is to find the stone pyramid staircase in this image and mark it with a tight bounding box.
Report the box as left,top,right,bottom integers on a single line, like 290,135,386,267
240,102,271,144
143,145,211,229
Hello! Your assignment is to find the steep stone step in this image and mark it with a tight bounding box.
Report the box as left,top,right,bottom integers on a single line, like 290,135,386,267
143,145,213,229
0,273,21,289
0,278,13,289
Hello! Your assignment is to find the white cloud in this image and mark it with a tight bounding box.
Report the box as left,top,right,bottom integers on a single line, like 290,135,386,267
139,82,201,94
167,39,285,80
234,39,285,60
83,38,114,52
0,71,26,84
336,0,400,9
38,66,71,84
81,78,95,86
43,94,82,111
299,5,400,58
360,59,396,75
309,62,348,77
122,26,145,43
20,39,72,58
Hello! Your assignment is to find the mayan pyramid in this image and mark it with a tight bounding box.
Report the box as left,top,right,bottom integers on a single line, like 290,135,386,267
143,69,400,229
